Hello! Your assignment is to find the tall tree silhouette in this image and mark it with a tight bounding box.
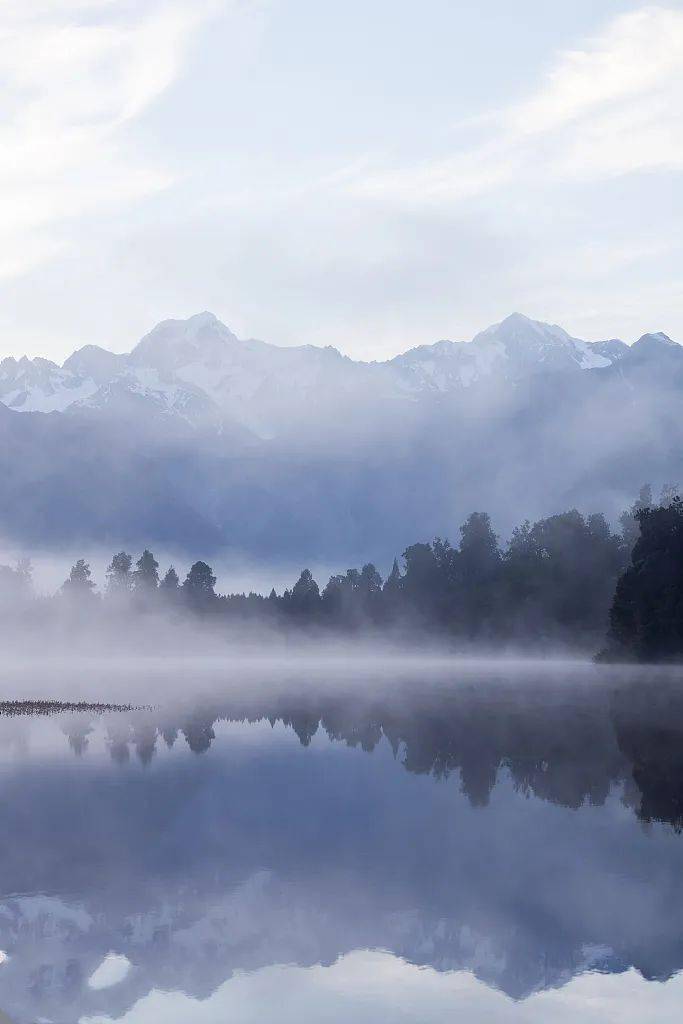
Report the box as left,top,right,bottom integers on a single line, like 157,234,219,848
106,551,133,597
608,498,683,661
289,569,321,618
62,559,96,598
133,550,160,594
183,561,217,611
619,484,652,554
160,566,180,597
457,512,502,637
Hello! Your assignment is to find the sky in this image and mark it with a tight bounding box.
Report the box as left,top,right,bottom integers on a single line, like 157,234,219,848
0,0,682,362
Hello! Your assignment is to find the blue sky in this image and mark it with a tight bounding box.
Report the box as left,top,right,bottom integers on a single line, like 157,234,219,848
1,0,682,360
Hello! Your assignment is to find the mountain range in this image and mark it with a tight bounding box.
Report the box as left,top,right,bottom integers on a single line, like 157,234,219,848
0,312,682,565
0,311,664,434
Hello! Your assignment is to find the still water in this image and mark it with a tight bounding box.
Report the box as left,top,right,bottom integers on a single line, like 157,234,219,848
1,661,683,1023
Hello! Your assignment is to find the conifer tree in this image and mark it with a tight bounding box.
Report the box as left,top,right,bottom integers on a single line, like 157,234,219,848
182,561,217,611
62,559,95,596
289,569,321,616
106,551,133,596
160,566,180,593
133,549,160,592
383,558,402,595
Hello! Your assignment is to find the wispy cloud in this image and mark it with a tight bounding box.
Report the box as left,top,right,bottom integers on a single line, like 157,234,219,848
0,0,220,278
347,6,683,204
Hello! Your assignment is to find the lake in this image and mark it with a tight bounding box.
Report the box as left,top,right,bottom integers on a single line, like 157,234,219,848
1,659,683,1023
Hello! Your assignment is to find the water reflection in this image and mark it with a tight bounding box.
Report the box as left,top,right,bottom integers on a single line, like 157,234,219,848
1,667,683,1022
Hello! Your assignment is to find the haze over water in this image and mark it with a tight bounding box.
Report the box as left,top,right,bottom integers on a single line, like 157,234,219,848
2,660,683,1023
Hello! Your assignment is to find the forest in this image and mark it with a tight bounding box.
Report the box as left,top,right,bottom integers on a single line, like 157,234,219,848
0,484,681,661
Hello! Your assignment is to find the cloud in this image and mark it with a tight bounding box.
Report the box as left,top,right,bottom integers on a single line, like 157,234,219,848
80,950,683,1024
347,6,683,204
0,0,220,279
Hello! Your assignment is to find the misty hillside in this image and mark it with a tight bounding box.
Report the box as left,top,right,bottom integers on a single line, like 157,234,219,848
1,312,682,563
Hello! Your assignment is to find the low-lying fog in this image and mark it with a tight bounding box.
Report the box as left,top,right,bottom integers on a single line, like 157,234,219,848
0,648,672,709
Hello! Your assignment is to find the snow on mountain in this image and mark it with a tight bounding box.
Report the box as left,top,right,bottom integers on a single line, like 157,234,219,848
63,344,127,384
79,367,222,428
128,311,363,434
388,339,487,393
0,355,98,412
130,311,240,375
0,312,676,430
386,313,625,393
469,312,612,375
587,338,629,362
630,331,681,356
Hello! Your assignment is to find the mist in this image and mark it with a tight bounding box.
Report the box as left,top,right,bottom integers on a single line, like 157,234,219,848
2,313,683,571
4,4,683,1021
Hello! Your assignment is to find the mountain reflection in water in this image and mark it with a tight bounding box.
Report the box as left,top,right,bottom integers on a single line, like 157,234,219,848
1,665,683,1023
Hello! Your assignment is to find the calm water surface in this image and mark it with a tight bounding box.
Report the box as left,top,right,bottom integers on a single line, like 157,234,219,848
1,662,683,1023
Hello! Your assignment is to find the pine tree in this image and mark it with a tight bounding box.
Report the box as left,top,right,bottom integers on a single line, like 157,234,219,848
607,498,683,661
383,558,402,595
62,559,96,596
160,566,180,594
133,549,160,592
106,551,133,596
619,484,653,554
289,569,321,616
182,561,217,611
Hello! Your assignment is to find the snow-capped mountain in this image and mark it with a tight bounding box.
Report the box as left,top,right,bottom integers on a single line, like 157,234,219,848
0,312,666,434
0,310,682,561
0,355,98,413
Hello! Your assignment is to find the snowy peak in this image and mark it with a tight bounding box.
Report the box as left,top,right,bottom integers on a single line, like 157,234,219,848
586,338,629,362
631,331,680,353
471,313,612,374
130,312,240,375
0,313,678,429
63,344,126,385
0,353,97,412
389,313,621,393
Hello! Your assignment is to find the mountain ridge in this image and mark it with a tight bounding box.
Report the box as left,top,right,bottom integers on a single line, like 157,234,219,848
1,311,682,561
1,312,678,431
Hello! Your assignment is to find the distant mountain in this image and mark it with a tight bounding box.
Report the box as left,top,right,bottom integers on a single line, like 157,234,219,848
0,312,681,564
0,311,643,434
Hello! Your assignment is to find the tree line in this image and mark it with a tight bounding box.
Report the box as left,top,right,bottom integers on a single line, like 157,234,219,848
0,484,681,659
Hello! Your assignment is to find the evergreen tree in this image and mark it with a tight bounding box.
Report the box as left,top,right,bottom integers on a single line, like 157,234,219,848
62,559,96,597
289,569,321,616
359,563,383,595
383,558,402,596
160,566,180,594
106,551,133,597
133,549,160,593
401,542,450,627
607,498,683,661
457,513,502,637
381,557,404,624
502,511,623,644
356,563,383,623
619,484,653,553
182,561,217,611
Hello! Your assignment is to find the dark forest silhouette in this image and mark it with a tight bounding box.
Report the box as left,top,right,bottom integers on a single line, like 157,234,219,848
2,485,683,659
